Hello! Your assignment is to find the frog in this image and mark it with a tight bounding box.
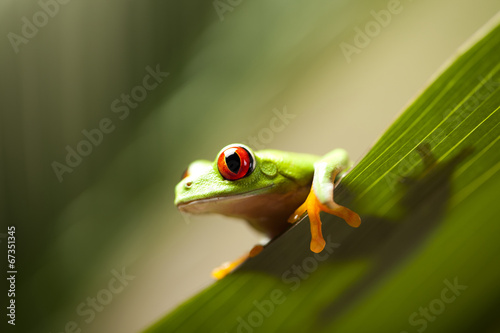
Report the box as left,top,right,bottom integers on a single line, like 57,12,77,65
174,144,361,278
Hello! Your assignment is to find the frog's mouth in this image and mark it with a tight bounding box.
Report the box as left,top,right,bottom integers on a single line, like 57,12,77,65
176,185,275,215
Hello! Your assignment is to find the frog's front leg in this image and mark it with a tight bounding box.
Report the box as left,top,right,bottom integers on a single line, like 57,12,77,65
288,149,361,253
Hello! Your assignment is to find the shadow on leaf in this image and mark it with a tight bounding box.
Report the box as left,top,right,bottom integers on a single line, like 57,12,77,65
237,144,473,327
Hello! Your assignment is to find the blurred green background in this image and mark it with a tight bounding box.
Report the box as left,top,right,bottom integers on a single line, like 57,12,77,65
1,0,499,332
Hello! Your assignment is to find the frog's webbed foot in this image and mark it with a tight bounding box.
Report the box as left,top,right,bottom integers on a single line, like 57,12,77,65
288,187,360,253
288,155,361,253
211,244,264,279
288,188,326,253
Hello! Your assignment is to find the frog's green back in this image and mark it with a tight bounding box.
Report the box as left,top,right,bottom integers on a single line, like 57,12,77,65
255,149,320,188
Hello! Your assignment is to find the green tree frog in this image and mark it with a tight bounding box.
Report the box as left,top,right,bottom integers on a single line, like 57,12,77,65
175,144,361,278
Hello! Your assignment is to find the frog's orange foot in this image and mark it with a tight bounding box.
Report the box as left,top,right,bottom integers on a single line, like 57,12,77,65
288,188,361,253
211,245,264,280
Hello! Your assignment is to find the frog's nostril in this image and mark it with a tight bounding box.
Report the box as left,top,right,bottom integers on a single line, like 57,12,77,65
185,181,193,188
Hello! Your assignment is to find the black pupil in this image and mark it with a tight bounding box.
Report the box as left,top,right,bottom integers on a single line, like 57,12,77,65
225,152,241,173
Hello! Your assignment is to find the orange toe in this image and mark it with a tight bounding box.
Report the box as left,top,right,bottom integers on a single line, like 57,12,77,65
289,188,361,253
211,245,264,279
211,256,246,280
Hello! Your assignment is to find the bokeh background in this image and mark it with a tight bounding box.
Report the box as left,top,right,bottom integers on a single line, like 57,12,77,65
1,0,499,332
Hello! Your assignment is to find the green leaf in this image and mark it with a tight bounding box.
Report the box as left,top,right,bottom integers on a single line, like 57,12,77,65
144,14,500,333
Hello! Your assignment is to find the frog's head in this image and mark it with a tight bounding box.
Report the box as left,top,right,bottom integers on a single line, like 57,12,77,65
174,144,282,214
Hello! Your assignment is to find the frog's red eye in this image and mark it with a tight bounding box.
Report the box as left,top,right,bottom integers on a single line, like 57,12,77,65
181,168,189,180
217,145,255,180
